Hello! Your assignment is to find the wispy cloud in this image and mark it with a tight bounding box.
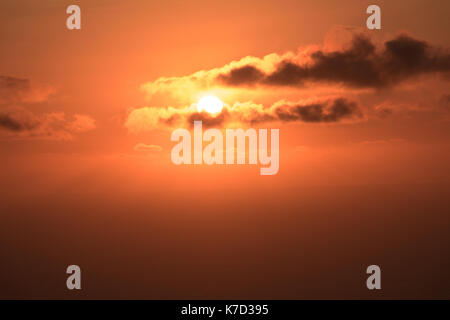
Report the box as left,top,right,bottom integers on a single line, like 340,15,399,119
0,76,55,105
134,143,163,153
0,107,96,140
0,76,96,140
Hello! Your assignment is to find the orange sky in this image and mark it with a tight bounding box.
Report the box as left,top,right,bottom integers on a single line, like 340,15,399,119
0,0,449,299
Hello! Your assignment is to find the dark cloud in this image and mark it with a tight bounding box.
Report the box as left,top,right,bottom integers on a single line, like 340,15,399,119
273,98,361,123
0,76,95,140
240,110,277,125
0,108,95,140
382,35,450,83
192,98,362,126
158,114,182,127
217,65,265,86
217,34,450,89
0,111,38,132
125,98,362,132
0,113,34,131
187,109,229,128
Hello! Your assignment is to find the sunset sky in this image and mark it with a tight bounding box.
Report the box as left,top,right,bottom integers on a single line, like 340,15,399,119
1,0,449,299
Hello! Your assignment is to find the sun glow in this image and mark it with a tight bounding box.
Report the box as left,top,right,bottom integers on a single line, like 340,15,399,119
197,95,224,114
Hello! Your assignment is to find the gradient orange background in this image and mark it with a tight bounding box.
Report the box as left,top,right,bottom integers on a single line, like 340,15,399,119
1,0,449,299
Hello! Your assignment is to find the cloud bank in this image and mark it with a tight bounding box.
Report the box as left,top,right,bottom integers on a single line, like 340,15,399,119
126,31,449,133
217,35,450,89
140,33,450,100
125,98,362,132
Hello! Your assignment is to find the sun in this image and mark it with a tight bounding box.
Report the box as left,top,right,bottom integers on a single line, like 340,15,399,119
197,95,224,114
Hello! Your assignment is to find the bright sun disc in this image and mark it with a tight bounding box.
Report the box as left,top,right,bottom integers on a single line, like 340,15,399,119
197,95,224,114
